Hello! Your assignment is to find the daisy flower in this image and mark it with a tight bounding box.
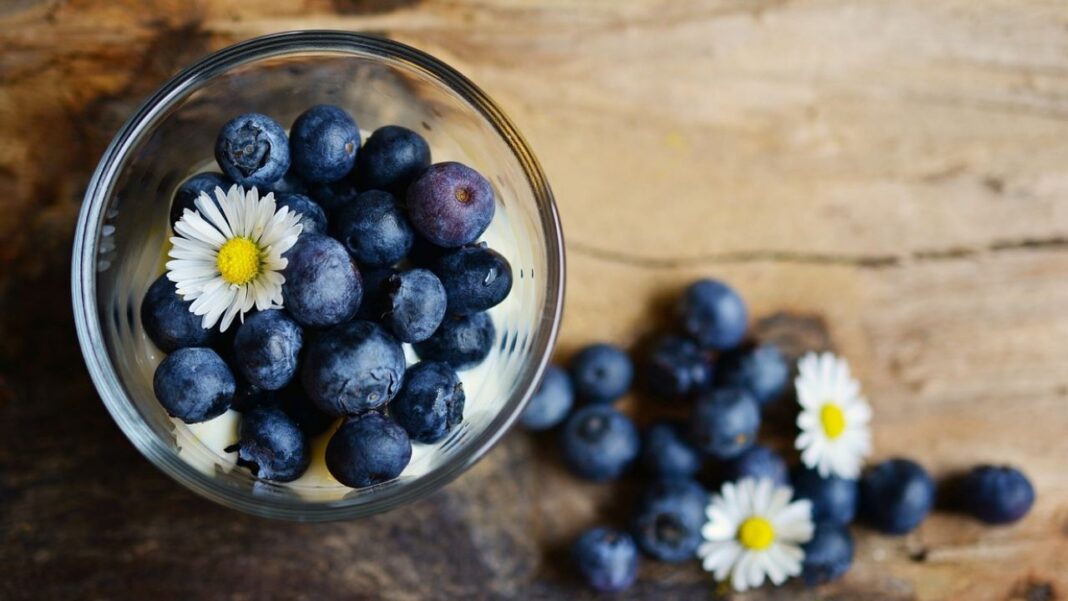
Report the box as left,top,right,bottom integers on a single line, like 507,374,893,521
698,478,814,592
166,184,302,332
794,352,872,480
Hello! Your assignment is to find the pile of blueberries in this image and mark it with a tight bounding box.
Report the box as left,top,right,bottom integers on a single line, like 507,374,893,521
143,105,513,488
519,279,1036,592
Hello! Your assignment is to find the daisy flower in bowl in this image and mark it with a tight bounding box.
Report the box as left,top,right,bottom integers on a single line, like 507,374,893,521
167,184,302,331
698,477,814,592
794,352,872,480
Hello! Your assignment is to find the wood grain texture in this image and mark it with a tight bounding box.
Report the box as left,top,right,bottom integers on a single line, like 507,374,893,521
2,1,1068,599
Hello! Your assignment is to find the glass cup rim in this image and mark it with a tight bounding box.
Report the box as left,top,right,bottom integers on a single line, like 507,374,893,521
71,30,565,521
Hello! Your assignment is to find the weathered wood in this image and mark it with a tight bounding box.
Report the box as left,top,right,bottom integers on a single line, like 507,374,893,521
2,1,1068,599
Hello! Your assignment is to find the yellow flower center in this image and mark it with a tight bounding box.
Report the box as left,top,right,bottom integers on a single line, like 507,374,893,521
737,517,775,550
820,403,846,439
216,237,261,285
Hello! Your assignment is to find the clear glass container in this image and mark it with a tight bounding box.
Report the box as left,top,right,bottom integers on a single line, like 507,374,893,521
71,31,565,521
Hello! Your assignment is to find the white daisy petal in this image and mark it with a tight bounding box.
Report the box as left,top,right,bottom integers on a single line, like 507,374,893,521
170,235,217,254
224,184,242,234
772,500,814,543
720,481,738,508
819,352,836,381
274,232,301,255
196,192,234,239
219,293,244,332
262,254,287,272
739,479,759,514
816,453,833,478
166,264,213,279
838,378,861,402
198,289,232,329
752,478,774,515
758,550,786,586
703,513,736,541
258,208,293,246
848,399,873,423
766,544,802,580
699,540,741,579
731,553,754,592
800,438,823,468
766,485,793,518
190,281,226,314
217,185,232,208
830,447,862,480
211,286,237,320
777,542,805,575
175,212,227,248
260,270,284,289
168,268,218,282
168,247,215,261
746,551,766,589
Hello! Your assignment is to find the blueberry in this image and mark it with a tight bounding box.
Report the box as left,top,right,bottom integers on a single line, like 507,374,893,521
281,234,362,328
153,347,234,423
302,320,406,416
717,343,790,406
561,404,640,481
230,377,335,437
214,112,290,188
267,168,309,196
214,333,269,414
640,421,702,478
413,312,495,370
572,528,639,593
631,478,708,562
326,412,412,488
792,467,858,526
727,444,788,485
389,361,465,443
169,172,230,228
141,274,216,352
230,376,272,413
570,343,633,404
354,267,397,321
643,335,713,401
308,178,360,215
276,381,336,438
383,268,447,343
406,162,495,247
407,234,449,267
355,125,431,193
860,458,935,534
289,104,359,183
690,387,760,459
232,310,303,391
677,279,748,350
519,364,574,431
801,523,854,586
210,317,241,362
228,406,309,482
959,465,1035,525
334,190,414,268
431,243,513,316
276,192,328,236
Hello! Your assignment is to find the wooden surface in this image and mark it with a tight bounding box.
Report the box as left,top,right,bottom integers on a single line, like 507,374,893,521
2,1,1068,599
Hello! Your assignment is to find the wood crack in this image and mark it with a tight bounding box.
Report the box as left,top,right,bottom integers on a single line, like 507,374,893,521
570,235,1068,270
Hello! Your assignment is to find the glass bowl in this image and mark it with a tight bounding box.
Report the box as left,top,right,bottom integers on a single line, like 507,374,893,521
71,31,565,521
